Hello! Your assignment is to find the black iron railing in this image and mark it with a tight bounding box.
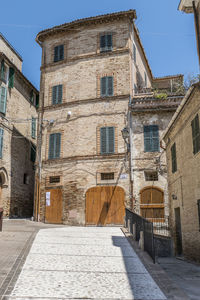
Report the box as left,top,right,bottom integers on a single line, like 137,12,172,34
125,208,155,263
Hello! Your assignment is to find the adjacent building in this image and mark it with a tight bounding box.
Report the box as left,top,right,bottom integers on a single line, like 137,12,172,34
35,10,183,225
0,33,39,217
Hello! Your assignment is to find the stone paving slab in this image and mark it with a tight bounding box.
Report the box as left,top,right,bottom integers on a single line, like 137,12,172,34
8,227,167,300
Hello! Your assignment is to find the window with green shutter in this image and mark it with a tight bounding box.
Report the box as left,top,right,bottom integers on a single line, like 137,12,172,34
48,133,61,159
191,114,200,155
0,128,4,158
171,143,177,173
54,45,64,62
144,125,159,152
100,127,115,154
36,94,39,108
0,87,7,114
30,90,34,103
52,85,63,105
100,34,112,52
133,43,136,63
30,144,36,162
31,117,36,139
100,76,113,97
8,67,15,88
1,60,6,82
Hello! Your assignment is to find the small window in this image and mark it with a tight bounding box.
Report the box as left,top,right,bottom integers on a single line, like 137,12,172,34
49,176,60,183
49,133,61,159
54,45,64,62
100,76,113,97
144,171,158,181
191,114,200,155
101,173,114,180
31,117,36,139
100,34,112,52
133,43,136,63
144,125,159,152
52,85,62,105
100,127,115,155
30,144,36,162
0,128,4,158
23,174,29,185
171,143,177,173
197,200,200,229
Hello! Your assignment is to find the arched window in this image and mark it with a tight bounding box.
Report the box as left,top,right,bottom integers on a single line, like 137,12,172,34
140,187,164,222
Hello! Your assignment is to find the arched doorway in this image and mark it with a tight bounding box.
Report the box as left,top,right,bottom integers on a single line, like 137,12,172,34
86,186,125,225
140,186,164,222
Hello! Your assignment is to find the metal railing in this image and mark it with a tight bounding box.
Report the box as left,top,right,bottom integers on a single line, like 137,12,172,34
125,209,155,263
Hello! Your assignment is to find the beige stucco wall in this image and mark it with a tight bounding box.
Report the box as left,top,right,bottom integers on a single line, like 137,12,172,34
0,37,22,71
164,87,200,262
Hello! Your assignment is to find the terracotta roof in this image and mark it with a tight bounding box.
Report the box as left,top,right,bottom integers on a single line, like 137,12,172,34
153,74,183,81
130,94,184,112
36,10,137,43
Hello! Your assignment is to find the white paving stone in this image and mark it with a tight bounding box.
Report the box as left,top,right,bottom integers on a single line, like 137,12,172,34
9,227,166,300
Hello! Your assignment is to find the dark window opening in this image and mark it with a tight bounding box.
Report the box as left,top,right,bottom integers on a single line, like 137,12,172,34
49,176,60,183
171,143,177,173
100,34,112,52
54,45,64,62
144,171,158,181
101,173,114,180
23,173,29,185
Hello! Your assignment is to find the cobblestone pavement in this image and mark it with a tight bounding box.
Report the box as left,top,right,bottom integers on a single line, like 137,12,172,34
7,226,166,300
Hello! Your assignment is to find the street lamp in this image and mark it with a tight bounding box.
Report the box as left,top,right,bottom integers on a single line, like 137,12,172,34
121,127,130,151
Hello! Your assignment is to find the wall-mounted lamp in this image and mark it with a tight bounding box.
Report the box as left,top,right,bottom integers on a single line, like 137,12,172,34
172,194,177,200
121,127,130,152
49,119,54,125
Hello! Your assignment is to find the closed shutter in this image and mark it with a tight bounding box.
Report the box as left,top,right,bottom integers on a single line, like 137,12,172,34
1,60,5,81
31,117,36,139
59,45,64,60
52,85,62,104
0,128,4,158
171,143,177,173
107,34,112,50
100,34,112,52
49,133,61,159
107,77,113,96
54,45,64,62
54,46,59,62
100,35,106,51
0,87,7,114
100,127,115,154
101,77,106,97
191,115,200,154
144,125,159,152
8,67,15,88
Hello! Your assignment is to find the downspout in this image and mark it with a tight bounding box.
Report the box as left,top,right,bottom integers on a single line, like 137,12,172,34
128,96,134,211
192,1,200,68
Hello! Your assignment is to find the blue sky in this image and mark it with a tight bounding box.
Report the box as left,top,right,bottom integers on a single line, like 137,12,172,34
0,0,198,90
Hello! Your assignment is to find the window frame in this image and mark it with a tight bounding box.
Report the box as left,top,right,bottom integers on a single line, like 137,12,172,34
100,76,113,97
48,133,61,160
100,126,115,155
100,34,113,53
143,125,160,152
54,45,64,62
52,84,63,105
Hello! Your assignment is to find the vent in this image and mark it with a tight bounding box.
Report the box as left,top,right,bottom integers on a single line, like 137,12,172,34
49,176,60,183
101,173,114,180
144,171,158,181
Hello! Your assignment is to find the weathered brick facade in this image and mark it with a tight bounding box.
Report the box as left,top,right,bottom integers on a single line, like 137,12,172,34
0,34,39,217
163,84,200,262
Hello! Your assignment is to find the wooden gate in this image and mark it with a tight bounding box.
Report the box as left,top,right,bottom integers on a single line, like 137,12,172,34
45,189,62,224
86,186,125,225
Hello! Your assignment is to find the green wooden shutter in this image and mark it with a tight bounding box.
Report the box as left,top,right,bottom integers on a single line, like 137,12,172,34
52,86,57,104
191,115,200,154
0,87,7,114
0,128,4,158
108,127,115,153
31,117,36,139
31,144,36,162
54,46,59,62
30,90,34,103
144,126,151,152
171,143,177,173
133,44,136,62
100,35,106,52
36,94,39,108
100,127,107,154
101,77,106,97
1,60,5,81
57,85,63,104
107,77,113,96
55,133,61,158
144,125,159,152
8,67,15,88
107,34,112,50
59,45,64,60
49,134,55,159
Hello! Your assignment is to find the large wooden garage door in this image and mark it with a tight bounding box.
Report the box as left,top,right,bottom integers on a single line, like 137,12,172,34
45,189,62,224
86,186,125,225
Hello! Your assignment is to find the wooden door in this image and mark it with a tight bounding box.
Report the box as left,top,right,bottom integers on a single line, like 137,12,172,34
86,186,125,225
45,189,62,224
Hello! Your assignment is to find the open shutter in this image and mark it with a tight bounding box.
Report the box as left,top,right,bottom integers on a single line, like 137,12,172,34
191,115,200,154
0,128,4,158
107,34,112,50
52,86,57,104
107,77,113,96
36,94,39,108
1,60,5,81
108,127,115,153
100,127,107,154
55,133,61,158
101,77,106,97
49,134,55,159
0,87,7,114
8,67,15,88
31,118,36,139
57,85,63,104
133,44,136,62
54,46,59,62
30,90,34,103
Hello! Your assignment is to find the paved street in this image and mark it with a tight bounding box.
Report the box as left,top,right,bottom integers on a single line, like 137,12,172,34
8,226,166,300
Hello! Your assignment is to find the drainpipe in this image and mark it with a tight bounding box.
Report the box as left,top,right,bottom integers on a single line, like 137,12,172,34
192,1,200,68
128,96,134,211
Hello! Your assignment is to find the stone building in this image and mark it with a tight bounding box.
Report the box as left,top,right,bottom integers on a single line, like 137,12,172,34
163,83,200,262
0,33,39,217
35,10,183,225
129,92,183,225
